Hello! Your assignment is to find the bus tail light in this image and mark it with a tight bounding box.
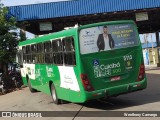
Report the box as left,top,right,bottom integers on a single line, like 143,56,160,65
137,64,145,81
80,74,94,92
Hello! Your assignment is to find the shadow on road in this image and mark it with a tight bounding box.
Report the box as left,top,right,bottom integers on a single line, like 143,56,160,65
82,72,160,110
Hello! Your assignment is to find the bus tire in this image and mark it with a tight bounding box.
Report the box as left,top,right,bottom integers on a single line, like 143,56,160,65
28,79,37,93
50,83,61,104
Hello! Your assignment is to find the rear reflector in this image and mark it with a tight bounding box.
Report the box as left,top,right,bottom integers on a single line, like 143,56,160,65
80,74,94,92
137,64,145,81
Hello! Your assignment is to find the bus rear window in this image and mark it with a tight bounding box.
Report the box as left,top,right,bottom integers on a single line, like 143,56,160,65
79,24,139,54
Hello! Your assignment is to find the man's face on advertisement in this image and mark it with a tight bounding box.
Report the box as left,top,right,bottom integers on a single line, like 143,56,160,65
103,27,108,34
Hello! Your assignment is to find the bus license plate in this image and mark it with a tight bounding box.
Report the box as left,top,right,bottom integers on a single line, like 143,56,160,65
110,76,121,81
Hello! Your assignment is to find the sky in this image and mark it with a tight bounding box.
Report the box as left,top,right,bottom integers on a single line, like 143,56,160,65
1,0,70,6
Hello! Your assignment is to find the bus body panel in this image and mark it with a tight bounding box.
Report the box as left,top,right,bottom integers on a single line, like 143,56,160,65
80,47,143,91
19,29,85,102
84,78,147,101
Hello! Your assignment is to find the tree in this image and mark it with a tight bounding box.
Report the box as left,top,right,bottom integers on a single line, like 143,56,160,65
0,2,19,74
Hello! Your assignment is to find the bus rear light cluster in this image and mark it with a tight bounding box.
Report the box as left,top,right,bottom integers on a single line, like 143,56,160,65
80,74,94,92
137,64,145,81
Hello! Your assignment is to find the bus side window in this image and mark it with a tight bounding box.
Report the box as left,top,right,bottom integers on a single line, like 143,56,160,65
52,39,63,65
37,43,44,63
44,41,53,64
26,45,32,63
62,37,76,66
31,44,37,63
22,46,26,63
17,49,23,65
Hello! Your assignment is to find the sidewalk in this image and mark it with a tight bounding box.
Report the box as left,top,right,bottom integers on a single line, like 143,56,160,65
145,67,160,71
145,64,160,71
145,67,160,73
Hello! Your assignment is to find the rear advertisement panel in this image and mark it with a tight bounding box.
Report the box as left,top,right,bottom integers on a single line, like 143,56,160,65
79,24,138,54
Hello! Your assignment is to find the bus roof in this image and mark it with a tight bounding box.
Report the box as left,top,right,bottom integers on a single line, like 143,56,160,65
19,27,78,46
19,20,135,46
78,20,135,30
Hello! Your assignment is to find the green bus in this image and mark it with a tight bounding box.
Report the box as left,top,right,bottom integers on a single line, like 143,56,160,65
17,20,147,104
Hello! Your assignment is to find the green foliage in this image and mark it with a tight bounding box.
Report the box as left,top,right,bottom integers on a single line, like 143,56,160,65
0,3,19,64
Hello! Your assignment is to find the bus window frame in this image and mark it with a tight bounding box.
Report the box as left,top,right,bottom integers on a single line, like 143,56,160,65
62,36,76,66
26,45,32,63
31,44,37,63
44,41,53,64
36,42,45,64
22,46,26,63
52,39,63,66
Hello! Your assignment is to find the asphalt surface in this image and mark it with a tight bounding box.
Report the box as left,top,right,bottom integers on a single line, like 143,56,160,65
0,69,160,120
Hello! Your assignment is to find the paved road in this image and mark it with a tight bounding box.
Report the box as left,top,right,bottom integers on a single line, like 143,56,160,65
0,69,160,120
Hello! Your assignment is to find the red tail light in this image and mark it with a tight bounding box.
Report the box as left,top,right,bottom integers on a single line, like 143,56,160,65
80,74,94,92
137,64,145,81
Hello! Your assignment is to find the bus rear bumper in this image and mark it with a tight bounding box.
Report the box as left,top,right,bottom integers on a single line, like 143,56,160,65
85,78,147,101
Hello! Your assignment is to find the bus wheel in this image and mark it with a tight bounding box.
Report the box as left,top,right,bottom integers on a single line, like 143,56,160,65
50,83,61,104
28,79,37,93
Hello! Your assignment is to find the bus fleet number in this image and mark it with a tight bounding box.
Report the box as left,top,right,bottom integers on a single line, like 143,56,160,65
113,68,121,74
123,55,132,61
